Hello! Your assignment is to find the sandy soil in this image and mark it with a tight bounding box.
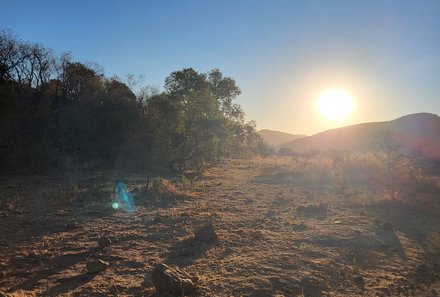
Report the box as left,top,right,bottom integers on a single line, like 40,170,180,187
0,159,439,296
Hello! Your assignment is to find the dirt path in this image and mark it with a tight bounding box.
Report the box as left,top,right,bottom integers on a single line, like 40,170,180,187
1,159,439,296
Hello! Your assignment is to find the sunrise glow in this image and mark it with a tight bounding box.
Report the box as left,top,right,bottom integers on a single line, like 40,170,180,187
316,89,355,120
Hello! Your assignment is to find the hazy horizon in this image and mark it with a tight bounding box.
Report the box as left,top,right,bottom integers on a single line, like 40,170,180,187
2,0,439,135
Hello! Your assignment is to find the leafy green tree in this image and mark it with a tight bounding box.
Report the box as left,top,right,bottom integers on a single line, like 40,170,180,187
151,68,263,174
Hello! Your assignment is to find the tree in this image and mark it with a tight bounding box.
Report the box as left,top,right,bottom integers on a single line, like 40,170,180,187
0,30,56,91
0,30,262,174
60,61,103,101
146,67,261,174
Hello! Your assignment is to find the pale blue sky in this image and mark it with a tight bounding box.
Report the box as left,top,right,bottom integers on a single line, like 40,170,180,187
1,0,439,134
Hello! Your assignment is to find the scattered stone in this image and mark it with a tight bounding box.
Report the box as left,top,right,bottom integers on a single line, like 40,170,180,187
0,271,5,279
194,222,219,243
300,277,323,297
152,263,195,295
273,193,289,206
297,203,328,219
224,246,234,254
379,222,393,231
97,236,112,248
251,230,264,240
86,259,109,273
292,223,307,232
27,252,38,258
64,221,82,229
374,287,391,296
244,197,255,204
265,210,276,219
353,275,365,289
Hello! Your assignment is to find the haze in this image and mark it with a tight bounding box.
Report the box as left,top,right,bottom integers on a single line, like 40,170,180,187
2,0,439,135
2,1,440,296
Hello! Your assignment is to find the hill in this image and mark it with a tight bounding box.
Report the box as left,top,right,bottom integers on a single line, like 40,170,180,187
279,112,440,158
258,129,306,147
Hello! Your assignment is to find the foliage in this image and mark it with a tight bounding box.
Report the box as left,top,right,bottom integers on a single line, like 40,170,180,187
0,31,264,175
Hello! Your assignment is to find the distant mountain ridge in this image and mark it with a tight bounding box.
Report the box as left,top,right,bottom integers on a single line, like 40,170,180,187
279,113,440,158
258,129,306,147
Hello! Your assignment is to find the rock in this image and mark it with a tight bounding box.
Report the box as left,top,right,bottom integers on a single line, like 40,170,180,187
300,277,323,297
152,263,195,295
353,275,364,289
379,222,393,231
86,259,109,273
225,246,234,254
97,236,112,248
0,271,5,279
265,210,276,219
27,252,38,258
244,197,255,204
374,287,391,296
64,221,81,229
194,222,219,243
292,223,307,232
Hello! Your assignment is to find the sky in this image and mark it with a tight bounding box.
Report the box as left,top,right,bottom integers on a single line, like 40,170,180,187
1,0,439,135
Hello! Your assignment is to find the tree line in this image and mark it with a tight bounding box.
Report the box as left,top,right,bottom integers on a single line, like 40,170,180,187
0,30,272,174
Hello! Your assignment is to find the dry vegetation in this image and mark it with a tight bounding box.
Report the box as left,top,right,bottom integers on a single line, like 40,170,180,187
1,156,440,296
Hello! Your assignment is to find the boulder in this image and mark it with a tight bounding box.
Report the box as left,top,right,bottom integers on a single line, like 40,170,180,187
97,236,112,248
194,222,219,243
86,259,109,273
152,263,195,295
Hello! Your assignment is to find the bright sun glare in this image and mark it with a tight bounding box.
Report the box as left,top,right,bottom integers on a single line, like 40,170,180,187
316,89,355,120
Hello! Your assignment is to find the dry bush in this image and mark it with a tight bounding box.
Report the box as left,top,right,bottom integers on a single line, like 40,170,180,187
56,184,77,203
342,152,438,204
259,150,438,207
53,180,111,205
307,153,334,186
148,177,195,203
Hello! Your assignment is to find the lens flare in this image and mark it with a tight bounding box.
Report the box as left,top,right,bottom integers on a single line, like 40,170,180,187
115,181,135,212
112,202,120,209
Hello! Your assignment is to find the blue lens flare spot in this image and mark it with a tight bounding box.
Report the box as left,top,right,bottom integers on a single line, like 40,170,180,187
112,202,120,209
115,181,135,212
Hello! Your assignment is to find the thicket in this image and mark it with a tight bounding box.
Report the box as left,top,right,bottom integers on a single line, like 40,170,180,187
0,30,271,174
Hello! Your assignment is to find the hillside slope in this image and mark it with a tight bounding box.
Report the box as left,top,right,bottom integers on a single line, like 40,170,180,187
258,129,306,147
280,113,440,158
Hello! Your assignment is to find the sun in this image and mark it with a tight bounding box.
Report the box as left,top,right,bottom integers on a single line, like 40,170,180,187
316,88,355,120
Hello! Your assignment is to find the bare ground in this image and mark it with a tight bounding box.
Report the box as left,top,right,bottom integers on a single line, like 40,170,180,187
0,159,439,296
